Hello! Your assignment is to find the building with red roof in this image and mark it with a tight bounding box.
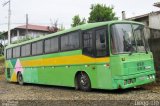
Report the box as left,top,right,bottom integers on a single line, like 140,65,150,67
1,24,58,44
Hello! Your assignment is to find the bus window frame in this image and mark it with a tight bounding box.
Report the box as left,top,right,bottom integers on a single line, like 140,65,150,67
12,46,21,59
44,36,60,54
6,48,12,60
109,22,146,56
95,26,109,57
31,40,44,56
82,28,94,57
60,30,81,52
21,43,31,58
82,25,109,58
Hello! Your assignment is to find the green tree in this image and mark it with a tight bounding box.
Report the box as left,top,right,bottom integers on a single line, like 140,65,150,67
71,15,86,27
88,4,118,23
0,32,3,35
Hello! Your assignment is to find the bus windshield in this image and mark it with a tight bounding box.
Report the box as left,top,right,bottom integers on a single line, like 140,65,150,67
111,23,149,54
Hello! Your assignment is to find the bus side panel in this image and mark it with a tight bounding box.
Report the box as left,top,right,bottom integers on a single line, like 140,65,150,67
37,66,76,87
35,63,113,89
6,50,114,90
21,63,114,90
81,63,113,90
5,59,18,82
23,67,39,83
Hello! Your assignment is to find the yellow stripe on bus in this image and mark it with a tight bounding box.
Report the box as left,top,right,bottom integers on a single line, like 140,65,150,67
21,55,110,67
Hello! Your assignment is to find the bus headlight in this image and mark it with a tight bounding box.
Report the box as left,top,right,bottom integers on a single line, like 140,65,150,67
148,75,155,79
152,75,155,79
124,80,127,85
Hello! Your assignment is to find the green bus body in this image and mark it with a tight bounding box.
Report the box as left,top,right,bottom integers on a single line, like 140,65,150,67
5,21,155,90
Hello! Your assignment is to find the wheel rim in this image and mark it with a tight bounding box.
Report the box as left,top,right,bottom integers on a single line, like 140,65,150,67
77,72,91,91
80,73,88,87
18,73,23,84
19,75,22,81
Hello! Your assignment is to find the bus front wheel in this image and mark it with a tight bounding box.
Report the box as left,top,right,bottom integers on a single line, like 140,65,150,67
77,72,91,91
17,72,24,85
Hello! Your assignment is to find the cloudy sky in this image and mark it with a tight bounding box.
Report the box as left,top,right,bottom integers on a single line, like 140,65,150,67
0,0,160,31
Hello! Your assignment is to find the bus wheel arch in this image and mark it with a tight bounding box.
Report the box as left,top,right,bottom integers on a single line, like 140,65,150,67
17,71,24,85
75,71,91,91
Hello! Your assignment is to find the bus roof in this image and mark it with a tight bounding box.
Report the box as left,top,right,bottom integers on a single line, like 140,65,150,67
6,20,143,49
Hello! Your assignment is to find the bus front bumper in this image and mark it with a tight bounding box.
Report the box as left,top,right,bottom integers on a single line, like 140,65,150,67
113,71,156,89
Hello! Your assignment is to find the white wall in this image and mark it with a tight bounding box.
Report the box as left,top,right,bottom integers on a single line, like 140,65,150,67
149,13,160,29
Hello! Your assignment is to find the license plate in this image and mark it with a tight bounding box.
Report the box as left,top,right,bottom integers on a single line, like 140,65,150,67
145,66,151,70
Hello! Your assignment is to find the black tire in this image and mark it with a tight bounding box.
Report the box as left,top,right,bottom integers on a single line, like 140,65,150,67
17,72,24,85
77,72,91,91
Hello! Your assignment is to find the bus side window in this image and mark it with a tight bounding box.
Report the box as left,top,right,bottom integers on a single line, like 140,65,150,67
21,44,31,57
6,48,12,59
82,30,94,57
31,40,43,56
13,46,20,58
61,31,79,51
95,28,109,57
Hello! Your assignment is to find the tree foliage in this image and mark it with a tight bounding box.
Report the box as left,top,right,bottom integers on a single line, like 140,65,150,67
71,15,86,27
0,31,4,35
88,4,118,23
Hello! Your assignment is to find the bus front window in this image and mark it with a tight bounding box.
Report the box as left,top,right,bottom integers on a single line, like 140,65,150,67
132,24,146,52
111,24,148,54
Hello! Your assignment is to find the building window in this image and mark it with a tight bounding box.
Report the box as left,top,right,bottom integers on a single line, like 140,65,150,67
61,31,79,51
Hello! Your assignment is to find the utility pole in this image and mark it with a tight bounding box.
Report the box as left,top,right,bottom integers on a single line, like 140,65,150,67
122,11,126,20
3,0,11,45
26,14,29,38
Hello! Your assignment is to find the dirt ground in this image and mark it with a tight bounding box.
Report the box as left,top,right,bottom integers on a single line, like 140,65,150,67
0,72,160,106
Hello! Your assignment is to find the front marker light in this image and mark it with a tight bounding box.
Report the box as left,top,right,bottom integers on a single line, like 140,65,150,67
124,80,127,85
128,79,131,84
149,75,152,79
152,75,155,79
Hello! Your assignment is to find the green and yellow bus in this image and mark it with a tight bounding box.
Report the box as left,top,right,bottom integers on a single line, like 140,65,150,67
5,21,155,91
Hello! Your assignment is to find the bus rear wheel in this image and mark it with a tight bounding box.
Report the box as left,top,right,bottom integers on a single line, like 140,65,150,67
17,72,24,85
77,72,91,91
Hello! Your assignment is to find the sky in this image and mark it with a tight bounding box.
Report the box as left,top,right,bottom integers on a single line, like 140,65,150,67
0,0,160,31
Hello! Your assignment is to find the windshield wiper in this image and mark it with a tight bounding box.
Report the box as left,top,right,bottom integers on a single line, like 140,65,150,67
123,39,135,56
144,46,148,54
128,44,135,56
